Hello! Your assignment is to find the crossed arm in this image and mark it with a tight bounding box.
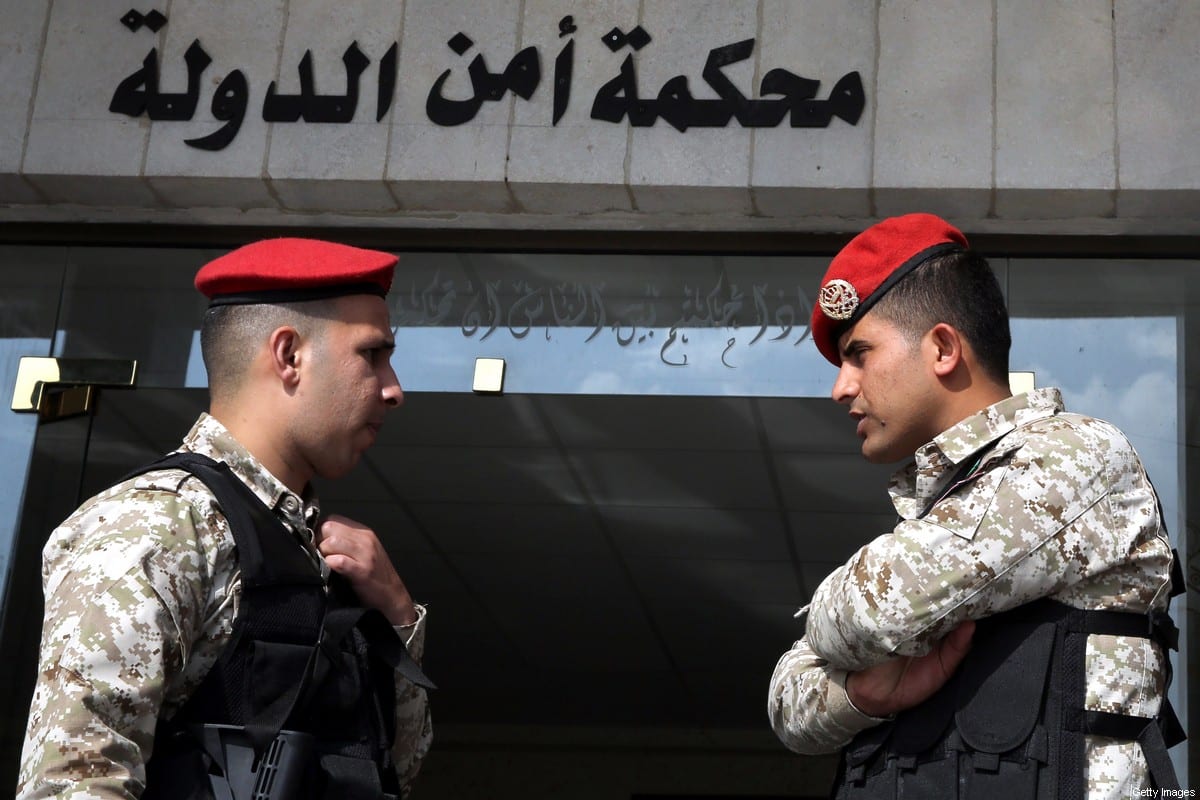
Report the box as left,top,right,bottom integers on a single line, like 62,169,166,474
769,421,1165,753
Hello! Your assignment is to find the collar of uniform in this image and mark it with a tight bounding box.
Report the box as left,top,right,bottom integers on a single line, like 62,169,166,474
180,412,318,528
889,388,1065,517
931,387,1064,464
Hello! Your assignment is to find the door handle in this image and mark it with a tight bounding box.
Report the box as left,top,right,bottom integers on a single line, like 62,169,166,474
11,357,138,421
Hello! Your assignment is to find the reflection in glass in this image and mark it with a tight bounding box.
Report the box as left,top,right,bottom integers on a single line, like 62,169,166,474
1011,310,1186,786
389,252,836,397
0,248,67,605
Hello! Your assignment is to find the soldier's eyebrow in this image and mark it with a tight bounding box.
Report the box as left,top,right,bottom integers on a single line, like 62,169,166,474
839,336,866,359
369,332,396,350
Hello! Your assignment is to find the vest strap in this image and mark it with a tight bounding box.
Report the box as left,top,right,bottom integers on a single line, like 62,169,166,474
834,598,1186,800
321,604,436,690
130,450,431,799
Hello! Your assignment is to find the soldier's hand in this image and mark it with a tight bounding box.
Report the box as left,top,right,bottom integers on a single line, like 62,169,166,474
316,514,418,626
845,620,975,718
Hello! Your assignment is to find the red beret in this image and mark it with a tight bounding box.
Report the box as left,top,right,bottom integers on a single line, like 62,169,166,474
811,213,968,365
195,238,397,306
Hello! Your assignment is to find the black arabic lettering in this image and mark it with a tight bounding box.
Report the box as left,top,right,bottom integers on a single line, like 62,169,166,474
423,276,457,326
788,70,865,127
507,282,545,339
772,288,796,342
656,40,759,132
377,42,398,122
110,49,156,117
550,282,590,326
547,281,607,342
460,280,503,340
314,43,369,121
677,284,711,328
721,337,738,369
611,285,658,347
591,54,655,125
707,274,742,328
701,40,778,128
395,272,456,326
583,284,607,342
110,39,211,122
427,33,541,126
262,51,313,122
675,274,740,329
185,69,248,151
109,30,865,148
748,284,770,345
613,322,636,347
792,287,815,345
592,37,865,131
152,40,210,120
263,42,370,123
660,326,689,367
553,16,576,125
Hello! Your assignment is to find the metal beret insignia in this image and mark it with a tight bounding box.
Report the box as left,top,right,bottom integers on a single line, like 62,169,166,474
818,279,860,320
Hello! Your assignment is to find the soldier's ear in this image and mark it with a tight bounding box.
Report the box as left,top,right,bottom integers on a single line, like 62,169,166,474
268,326,303,386
928,323,963,377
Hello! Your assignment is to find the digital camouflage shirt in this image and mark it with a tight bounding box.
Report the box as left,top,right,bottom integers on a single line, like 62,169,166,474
17,413,431,800
768,389,1176,800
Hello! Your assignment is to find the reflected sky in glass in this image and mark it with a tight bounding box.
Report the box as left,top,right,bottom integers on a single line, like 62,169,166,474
0,338,50,591
391,325,836,398
181,313,1182,515
383,313,1182,542
1011,316,1178,532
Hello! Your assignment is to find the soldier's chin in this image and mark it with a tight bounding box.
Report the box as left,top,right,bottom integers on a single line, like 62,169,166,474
316,454,362,481
861,440,906,465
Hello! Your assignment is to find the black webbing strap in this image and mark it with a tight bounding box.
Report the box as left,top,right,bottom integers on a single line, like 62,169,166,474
988,600,1178,654
319,605,436,690
1057,602,1185,793
1058,615,1088,800
1069,606,1180,651
123,452,270,578
126,452,435,741
1072,710,1183,790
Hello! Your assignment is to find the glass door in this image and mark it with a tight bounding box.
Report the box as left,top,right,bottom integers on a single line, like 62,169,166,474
1,244,1194,795
0,244,211,791
0,395,132,791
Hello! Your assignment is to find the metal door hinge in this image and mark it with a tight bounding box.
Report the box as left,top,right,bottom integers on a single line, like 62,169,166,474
11,357,138,422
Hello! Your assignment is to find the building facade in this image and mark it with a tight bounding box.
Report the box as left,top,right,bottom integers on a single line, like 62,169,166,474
1,1,1197,796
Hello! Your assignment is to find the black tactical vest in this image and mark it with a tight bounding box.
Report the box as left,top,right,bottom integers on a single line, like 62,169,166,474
832,586,1186,800
830,439,1187,800
129,452,434,800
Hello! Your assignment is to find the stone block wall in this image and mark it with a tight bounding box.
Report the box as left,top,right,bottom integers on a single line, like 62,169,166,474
1,0,1198,233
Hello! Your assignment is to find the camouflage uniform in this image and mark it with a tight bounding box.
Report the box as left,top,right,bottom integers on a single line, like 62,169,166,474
17,413,431,800
768,388,1176,800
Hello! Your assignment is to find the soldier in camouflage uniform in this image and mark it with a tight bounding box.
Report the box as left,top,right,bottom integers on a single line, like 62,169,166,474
17,239,432,799
767,214,1180,799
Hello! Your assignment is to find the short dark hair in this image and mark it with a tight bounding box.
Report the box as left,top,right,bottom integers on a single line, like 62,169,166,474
199,299,339,399
870,249,1011,384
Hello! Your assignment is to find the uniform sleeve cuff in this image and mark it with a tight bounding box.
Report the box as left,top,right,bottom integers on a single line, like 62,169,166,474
831,669,893,728
394,603,426,660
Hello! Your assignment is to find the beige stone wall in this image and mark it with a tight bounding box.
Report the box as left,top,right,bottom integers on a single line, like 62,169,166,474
2,0,1199,233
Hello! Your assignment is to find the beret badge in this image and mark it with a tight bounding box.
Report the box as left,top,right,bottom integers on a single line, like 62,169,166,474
818,279,860,321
